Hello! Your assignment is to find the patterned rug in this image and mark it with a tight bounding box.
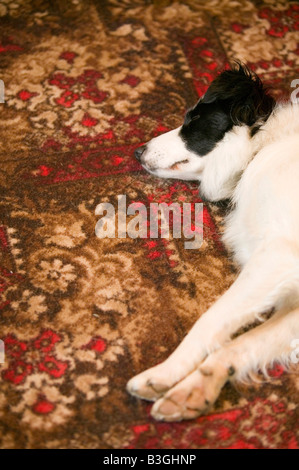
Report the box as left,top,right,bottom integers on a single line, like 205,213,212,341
0,0,298,449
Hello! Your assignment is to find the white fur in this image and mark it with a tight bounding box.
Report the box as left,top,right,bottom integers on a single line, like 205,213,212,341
127,102,299,422
200,125,253,201
142,123,255,200
142,126,206,179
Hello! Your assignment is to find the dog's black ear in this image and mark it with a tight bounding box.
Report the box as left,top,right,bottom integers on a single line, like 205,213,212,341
203,62,276,126
230,93,276,126
229,67,276,126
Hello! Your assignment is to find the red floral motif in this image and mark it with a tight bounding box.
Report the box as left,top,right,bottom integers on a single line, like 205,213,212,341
18,90,38,101
120,75,140,87
184,33,228,97
32,395,56,414
2,330,68,385
3,361,33,385
126,398,298,449
0,226,8,251
259,5,299,37
29,146,142,184
37,165,54,176
59,51,77,64
267,363,285,378
155,122,169,133
81,113,98,127
49,69,108,108
231,22,249,34
244,61,294,101
41,139,62,152
0,40,23,53
248,58,286,71
83,336,107,354
0,266,23,310
28,115,152,183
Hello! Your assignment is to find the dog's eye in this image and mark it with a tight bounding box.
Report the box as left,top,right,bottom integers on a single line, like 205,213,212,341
191,115,200,122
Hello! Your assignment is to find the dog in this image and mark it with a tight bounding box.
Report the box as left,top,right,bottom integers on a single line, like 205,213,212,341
127,63,299,421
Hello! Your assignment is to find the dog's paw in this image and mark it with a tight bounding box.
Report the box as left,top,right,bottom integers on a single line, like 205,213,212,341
127,365,178,402
150,361,232,421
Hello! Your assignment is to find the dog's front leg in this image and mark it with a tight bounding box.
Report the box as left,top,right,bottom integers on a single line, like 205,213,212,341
127,240,298,402
151,306,299,421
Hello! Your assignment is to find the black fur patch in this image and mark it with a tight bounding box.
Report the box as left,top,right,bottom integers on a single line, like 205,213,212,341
180,63,275,157
180,101,233,156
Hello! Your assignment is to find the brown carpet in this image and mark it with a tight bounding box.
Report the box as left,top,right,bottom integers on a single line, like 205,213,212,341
0,0,298,449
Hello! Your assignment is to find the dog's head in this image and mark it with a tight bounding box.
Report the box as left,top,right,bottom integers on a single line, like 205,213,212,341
135,63,275,201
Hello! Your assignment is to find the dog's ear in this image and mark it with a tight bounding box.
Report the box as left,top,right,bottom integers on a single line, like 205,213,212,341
202,62,276,126
229,76,276,126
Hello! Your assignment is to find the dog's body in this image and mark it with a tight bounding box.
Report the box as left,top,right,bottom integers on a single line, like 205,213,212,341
127,64,299,422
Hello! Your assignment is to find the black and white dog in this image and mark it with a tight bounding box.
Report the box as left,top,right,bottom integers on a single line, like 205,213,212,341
127,63,299,421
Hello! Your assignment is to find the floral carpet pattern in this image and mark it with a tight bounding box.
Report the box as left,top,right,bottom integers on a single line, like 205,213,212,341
0,0,298,449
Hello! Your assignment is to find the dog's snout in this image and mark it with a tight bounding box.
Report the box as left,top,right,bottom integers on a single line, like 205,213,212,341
135,145,146,161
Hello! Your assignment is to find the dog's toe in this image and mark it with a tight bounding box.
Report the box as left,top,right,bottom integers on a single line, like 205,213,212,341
151,396,201,421
127,370,172,402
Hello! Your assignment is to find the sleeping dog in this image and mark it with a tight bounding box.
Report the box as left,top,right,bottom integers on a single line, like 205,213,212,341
127,63,299,421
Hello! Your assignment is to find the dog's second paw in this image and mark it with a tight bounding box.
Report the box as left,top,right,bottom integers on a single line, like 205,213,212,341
127,366,176,402
149,370,209,421
150,360,232,421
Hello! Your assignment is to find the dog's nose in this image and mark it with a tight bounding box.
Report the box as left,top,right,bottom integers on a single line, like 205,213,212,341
135,145,146,161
